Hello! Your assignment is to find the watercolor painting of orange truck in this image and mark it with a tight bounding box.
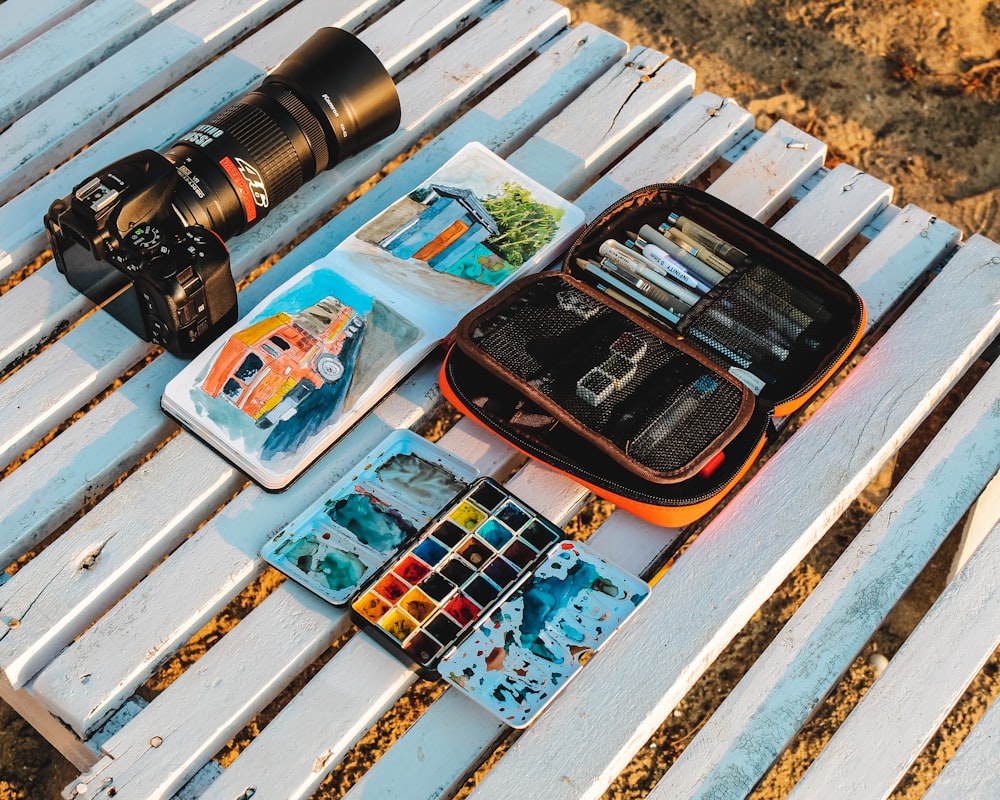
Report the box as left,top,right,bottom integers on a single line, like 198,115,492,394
201,296,365,430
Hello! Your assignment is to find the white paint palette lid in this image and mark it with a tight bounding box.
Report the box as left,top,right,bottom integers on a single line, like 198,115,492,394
260,430,480,605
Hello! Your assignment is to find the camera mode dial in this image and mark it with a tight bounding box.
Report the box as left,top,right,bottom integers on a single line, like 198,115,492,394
114,223,172,275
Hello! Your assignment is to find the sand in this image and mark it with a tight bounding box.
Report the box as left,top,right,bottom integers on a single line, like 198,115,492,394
2,1,998,797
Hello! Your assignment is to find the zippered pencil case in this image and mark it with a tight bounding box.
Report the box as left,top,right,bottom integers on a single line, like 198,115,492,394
439,184,866,527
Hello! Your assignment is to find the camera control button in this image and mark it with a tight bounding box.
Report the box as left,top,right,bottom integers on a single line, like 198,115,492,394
147,314,169,345
111,250,145,274
146,246,178,278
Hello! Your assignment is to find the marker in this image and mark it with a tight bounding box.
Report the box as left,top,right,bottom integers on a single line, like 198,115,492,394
628,375,719,459
599,240,702,308
729,284,810,342
686,328,754,370
601,258,695,316
630,238,714,294
667,212,750,268
576,257,685,323
591,257,756,369
703,307,790,362
635,224,722,286
659,224,734,276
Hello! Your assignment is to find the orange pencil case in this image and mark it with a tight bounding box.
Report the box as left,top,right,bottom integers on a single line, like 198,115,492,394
440,185,865,527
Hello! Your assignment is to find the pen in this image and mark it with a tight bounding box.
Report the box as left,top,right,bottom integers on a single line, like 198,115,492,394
626,235,714,294
576,257,685,323
666,212,750,268
738,267,827,330
600,257,695,316
659,224,734,276
575,258,760,373
599,240,702,308
703,306,790,362
628,375,719,458
635,224,723,286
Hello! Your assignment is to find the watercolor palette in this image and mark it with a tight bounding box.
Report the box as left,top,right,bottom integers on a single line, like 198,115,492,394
438,539,650,727
351,477,565,674
260,430,479,605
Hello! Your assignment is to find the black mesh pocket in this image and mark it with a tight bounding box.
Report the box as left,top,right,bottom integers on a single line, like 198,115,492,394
466,278,745,476
681,263,835,387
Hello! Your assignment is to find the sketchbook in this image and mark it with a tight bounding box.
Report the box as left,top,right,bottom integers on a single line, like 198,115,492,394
161,143,585,489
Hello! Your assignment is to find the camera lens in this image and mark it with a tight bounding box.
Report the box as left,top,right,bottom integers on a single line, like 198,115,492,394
163,28,400,240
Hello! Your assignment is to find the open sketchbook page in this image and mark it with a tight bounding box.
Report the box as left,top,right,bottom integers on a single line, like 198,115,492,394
161,142,584,489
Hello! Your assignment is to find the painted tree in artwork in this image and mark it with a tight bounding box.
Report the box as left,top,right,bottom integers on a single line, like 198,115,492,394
481,182,566,266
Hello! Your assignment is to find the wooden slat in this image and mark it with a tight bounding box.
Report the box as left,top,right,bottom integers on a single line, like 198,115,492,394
64,425,535,800
235,22,629,306
0,20,626,574
343,690,507,800
948,469,1000,580
283,101,902,800
0,676,100,772
0,355,180,569
0,0,304,202
923,691,1000,799
706,118,826,220
838,204,961,330
0,0,194,129
25,2,580,731
0,0,93,60
0,434,246,690
578,92,755,215
0,0,559,474
1,7,996,800
341,191,962,800
76,584,358,800
28,359,444,733
176,419,521,800
646,357,1000,799
183,453,582,800
58,36,695,795
787,516,1000,799
771,162,892,263
0,0,397,355
461,234,1000,800
0,311,148,473
507,51,695,197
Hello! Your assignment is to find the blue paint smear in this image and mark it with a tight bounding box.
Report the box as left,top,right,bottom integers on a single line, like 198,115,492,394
323,492,416,553
275,536,367,593
517,558,634,663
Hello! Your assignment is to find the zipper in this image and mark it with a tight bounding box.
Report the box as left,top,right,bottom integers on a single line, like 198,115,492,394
444,356,766,508
771,291,866,411
560,182,683,274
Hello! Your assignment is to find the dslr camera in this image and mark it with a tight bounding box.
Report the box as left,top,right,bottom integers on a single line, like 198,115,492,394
45,27,401,358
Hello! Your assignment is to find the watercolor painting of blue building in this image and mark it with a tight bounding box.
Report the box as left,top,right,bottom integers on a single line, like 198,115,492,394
378,182,511,285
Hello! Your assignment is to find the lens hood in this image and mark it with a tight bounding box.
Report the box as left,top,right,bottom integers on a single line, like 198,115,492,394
265,27,401,162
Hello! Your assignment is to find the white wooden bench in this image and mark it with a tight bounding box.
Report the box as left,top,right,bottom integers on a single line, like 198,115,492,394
1,1,998,798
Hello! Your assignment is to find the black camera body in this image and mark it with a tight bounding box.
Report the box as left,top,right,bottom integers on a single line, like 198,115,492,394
44,27,401,358
46,150,238,357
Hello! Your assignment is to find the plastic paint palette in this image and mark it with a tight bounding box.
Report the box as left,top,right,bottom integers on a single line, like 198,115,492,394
260,430,479,605
264,450,649,728
351,478,563,672
438,538,650,727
